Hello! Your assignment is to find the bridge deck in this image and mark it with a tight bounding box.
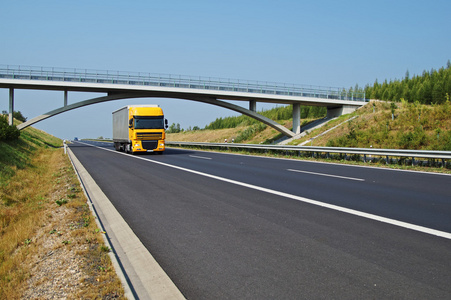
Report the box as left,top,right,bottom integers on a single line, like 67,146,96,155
0,65,367,106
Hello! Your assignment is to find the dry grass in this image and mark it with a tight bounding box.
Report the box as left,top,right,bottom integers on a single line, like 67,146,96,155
167,127,244,143
167,120,293,144
0,126,125,299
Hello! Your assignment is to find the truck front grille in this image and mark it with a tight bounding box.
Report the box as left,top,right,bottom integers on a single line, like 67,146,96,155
136,132,162,140
142,141,158,150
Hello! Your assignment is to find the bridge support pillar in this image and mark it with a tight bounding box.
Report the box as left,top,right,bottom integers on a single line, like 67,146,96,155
249,100,256,112
64,90,68,107
292,103,301,134
9,88,14,125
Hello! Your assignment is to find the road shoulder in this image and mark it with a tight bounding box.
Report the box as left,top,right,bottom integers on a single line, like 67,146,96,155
68,147,185,300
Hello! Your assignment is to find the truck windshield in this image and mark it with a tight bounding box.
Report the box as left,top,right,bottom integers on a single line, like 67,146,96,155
134,116,165,129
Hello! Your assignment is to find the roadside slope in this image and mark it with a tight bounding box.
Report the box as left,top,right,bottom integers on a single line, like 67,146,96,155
0,123,126,299
167,100,451,151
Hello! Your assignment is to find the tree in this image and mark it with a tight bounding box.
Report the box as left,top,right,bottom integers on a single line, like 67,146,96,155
167,122,182,133
0,115,20,141
167,123,176,133
13,111,27,122
416,83,426,103
432,80,444,104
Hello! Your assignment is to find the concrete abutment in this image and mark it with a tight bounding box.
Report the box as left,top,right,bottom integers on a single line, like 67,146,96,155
326,105,359,119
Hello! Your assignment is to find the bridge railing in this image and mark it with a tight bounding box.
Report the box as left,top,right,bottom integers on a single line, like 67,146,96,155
0,64,367,102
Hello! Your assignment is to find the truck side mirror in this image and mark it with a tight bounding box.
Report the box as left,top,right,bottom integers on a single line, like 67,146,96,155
165,119,168,129
129,118,133,129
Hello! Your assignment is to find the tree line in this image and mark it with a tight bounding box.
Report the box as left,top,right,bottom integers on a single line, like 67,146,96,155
357,60,451,104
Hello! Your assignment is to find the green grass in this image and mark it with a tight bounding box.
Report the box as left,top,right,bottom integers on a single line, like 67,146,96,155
0,125,62,187
323,100,451,150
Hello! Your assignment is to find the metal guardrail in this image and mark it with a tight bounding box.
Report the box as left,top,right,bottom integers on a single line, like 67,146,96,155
0,64,367,102
166,141,451,166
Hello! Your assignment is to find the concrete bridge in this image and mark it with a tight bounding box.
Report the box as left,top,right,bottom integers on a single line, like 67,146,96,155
0,65,368,137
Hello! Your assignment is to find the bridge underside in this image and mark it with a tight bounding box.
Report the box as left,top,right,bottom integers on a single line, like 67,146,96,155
16,92,300,137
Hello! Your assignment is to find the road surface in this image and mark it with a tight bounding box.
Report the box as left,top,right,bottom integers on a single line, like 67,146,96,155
70,141,451,299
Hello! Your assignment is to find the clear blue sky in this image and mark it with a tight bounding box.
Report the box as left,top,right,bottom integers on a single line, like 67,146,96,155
1,0,450,139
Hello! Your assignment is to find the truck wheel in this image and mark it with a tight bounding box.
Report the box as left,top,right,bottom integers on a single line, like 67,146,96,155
126,144,135,154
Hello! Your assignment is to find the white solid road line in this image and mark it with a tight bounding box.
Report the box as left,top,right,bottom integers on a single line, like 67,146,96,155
78,141,451,240
287,168,365,181
189,155,212,160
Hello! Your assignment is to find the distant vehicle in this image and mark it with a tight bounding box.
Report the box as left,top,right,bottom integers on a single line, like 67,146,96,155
112,105,168,154
74,137,78,141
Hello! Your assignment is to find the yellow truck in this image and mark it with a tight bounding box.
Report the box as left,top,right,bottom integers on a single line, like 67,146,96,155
112,105,168,154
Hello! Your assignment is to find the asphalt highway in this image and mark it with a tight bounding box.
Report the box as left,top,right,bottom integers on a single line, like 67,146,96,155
70,141,451,299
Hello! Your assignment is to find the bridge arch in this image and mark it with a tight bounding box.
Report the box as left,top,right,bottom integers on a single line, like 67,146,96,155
17,93,296,137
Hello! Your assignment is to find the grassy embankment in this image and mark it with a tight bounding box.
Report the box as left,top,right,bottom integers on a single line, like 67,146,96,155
168,100,451,150
292,100,451,150
0,122,125,299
